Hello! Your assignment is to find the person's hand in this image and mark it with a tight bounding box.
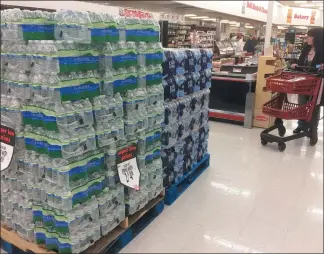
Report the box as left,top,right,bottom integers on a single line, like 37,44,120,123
320,64,324,70
290,63,297,69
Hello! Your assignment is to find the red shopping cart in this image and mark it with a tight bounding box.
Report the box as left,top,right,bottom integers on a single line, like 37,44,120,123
260,66,323,151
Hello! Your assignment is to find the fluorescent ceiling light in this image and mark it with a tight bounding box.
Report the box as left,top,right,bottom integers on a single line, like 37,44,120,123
319,7,323,9
294,1,307,3
300,4,316,7
229,21,237,24
245,25,254,29
220,19,229,22
190,16,209,19
312,1,323,2
278,26,288,29
296,26,308,29
202,18,216,21
184,14,196,17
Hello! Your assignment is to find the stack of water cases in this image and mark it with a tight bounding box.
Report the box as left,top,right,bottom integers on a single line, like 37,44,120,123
0,8,163,253
162,48,211,187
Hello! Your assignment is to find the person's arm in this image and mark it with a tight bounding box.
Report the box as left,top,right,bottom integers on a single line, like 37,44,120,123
296,45,309,66
240,40,244,52
243,41,248,51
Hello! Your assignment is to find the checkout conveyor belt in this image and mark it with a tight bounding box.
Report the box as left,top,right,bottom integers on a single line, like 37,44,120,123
209,65,257,128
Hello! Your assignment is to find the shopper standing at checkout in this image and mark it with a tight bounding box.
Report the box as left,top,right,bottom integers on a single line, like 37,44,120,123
235,33,244,64
291,27,324,134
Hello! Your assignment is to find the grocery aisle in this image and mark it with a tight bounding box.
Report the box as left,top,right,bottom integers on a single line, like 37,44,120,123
121,119,323,253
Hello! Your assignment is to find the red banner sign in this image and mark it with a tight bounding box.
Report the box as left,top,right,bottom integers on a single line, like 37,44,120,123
246,1,268,14
119,7,153,19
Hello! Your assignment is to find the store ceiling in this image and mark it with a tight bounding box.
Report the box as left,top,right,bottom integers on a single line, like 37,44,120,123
278,1,323,9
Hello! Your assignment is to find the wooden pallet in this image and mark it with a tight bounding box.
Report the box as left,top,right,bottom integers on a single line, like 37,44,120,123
164,153,210,205
0,227,54,254
1,191,165,254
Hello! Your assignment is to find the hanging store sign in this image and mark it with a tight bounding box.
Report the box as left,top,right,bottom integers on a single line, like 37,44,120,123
283,7,319,25
119,7,153,19
246,1,268,14
1,124,15,171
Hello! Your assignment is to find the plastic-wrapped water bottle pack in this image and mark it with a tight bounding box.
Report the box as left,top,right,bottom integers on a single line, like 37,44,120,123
161,48,211,188
162,48,212,101
1,7,163,253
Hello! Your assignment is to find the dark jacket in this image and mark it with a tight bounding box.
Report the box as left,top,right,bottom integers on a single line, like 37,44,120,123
297,45,323,67
296,45,324,105
243,39,255,54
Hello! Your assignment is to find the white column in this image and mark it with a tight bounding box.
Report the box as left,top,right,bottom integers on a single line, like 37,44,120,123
264,0,274,56
215,18,221,41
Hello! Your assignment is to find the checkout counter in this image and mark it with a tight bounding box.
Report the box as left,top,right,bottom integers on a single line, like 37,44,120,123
209,64,257,128
209,56,286,129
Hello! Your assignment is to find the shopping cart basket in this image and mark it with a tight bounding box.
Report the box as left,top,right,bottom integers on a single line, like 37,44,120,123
260,66,323,152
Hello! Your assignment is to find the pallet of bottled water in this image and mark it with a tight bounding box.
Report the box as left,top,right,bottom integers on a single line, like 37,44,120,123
161,48,211,189
1,7,164,253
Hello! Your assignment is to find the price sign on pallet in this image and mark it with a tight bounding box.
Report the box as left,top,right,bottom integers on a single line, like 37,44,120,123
117,143,140,190
1,124,15,171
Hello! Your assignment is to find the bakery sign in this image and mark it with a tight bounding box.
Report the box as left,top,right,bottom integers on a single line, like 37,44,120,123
286,8,317,24
294,14,309,20
246,1,268,14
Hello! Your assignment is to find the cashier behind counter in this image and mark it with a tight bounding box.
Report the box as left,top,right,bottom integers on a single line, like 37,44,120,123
243,36,258,55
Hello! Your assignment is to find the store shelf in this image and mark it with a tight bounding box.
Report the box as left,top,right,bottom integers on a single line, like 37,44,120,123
165,154,210,205
161,21,193,48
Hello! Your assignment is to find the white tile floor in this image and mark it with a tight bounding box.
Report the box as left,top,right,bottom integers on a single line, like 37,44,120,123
121,119,323,253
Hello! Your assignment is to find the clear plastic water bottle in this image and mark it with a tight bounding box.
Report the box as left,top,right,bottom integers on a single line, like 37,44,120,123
1,9,24,41
54,10,91,43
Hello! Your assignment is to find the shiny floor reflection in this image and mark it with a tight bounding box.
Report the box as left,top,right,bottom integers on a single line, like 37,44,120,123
120,120,323,253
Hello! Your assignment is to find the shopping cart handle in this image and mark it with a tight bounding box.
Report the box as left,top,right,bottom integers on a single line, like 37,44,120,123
294,66,319,72
287,66,324,76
